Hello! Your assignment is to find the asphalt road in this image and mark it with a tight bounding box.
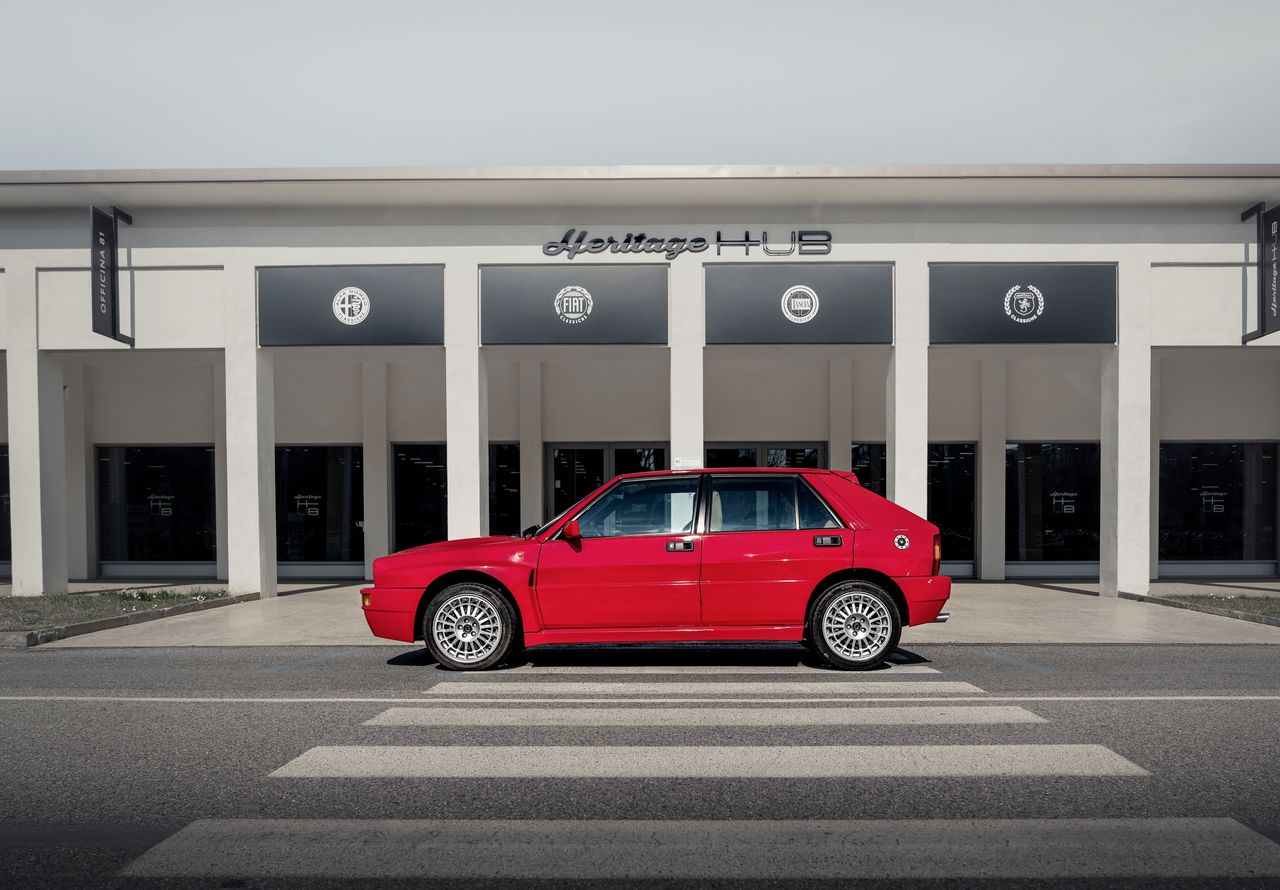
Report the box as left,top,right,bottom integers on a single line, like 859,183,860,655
2,642,1280,888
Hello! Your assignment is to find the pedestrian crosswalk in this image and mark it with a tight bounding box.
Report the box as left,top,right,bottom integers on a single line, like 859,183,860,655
122,654,1280,883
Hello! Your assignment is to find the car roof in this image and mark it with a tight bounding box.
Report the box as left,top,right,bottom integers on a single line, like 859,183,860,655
614,467,847,480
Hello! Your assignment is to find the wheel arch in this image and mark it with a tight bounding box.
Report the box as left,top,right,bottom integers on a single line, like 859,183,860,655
414,570,523,642
803,568,909,640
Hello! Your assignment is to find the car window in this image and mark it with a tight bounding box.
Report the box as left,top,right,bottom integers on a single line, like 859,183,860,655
575,477,699,538
797,479,841,529
709,477,798,532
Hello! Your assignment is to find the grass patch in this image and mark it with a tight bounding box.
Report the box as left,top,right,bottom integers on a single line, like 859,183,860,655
1166,595,1280,619
0,588,228,631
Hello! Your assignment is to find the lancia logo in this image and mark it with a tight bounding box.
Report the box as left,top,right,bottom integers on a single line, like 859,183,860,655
1004,285,1044,323
332,287,370,325
554,285,593,324
781,285,819,324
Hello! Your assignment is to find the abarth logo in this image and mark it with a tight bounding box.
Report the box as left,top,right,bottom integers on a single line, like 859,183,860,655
333,287,371,325
893,534,910,550
554,285,593,324
781,285,819,324
1004,285,1044,323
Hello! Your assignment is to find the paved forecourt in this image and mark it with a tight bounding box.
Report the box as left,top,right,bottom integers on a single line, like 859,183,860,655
122,655,1280,883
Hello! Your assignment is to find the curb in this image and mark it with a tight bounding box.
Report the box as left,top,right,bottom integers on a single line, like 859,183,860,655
0,592,262,649
1120,591,1280,629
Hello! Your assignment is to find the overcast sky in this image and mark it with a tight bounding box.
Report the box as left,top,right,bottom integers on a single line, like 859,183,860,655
2,0,1276,171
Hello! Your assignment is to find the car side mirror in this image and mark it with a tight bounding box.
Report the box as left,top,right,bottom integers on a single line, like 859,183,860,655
563,519,582,540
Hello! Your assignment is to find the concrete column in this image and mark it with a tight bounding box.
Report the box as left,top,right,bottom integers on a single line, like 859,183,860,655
445,262,488,539
977,356,1007,580
6,265,68,596
63,360,90,580
362,361,390,577
1100,257,1153,597
668,261,704,469
224,264,276,597
887,261,929,514
518,359,543,526
828,358,853,471
1149,353,1162,581
213,356,229,581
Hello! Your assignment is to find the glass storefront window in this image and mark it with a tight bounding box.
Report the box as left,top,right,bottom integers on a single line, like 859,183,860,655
97,446,216,562
767,447,822,468
546,444,667,520
706,447,758,468
276,446,364,562
707,444,826,470
614,447,665,475
1005,443,1100,562
928,443,976,561
489,443,520,536
391,444,446,551
0,446,9,562
851,443,887,496
1159,443,1277,561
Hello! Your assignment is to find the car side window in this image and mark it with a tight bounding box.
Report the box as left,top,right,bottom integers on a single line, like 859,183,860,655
797,480,841,529
709,477,798,533
575,477,699,538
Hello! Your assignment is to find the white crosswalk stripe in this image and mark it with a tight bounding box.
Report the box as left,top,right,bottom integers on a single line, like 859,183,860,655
500,664,942,675
123,817,1280,880
428,680,984,696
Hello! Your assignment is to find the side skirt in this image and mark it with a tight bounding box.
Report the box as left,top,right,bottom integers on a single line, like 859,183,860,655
523,625,804,646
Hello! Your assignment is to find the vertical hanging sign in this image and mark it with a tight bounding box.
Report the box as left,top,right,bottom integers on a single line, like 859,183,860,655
1243,202,1280,342
89,205,134,345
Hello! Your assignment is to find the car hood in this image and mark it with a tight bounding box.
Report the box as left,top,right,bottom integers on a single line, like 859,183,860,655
395,535,525,558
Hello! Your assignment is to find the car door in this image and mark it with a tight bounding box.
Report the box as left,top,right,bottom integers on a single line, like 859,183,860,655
699,474,853,626
536,475,703,628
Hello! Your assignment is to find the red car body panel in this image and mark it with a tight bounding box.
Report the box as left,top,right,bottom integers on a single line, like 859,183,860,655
361,467,951,647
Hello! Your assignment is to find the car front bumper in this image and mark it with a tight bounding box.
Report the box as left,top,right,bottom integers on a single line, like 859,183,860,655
360,587,421,643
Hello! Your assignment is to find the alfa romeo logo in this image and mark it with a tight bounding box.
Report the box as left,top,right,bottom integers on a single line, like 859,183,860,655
332,287,370,325
1004,285,1044,323
781,285,819,324
554,285,593,324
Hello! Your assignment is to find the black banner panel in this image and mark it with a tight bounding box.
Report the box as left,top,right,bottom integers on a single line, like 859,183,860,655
90,207,118,340
930,263,1117,344
257,265,443,347
705,263,893,344
481,265,667,345
1260,207,1280,338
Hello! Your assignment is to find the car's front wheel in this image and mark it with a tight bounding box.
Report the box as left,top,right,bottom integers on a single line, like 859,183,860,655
809,581,902,670
423,582,517,671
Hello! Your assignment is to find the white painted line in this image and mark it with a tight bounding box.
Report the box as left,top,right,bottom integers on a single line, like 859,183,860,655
123,818,1280,879
427,680,984,696
3,694,1280,704
271,744,1148,778
365,705,1046,727
504,664,942,675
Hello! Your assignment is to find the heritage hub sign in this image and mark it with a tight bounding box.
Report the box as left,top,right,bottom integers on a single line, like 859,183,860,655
543,228,833,260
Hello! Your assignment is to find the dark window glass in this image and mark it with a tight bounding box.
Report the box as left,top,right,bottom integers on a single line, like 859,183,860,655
1005,443,1100,562
614,447,666,475
489,443,520,536
576,477,698,538
928,443,976,561
797,480,841,529
392,444,446,550
851,444,887,496
706,448,758,468
550,447,605,519
97,446,216,562
767,447,823,468
1159,443,1277,561
0,446,9,561
276,446,364,562
710,476,798,532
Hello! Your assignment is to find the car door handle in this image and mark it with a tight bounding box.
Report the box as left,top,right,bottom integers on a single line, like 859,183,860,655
666,541,695,552
813,535,843,547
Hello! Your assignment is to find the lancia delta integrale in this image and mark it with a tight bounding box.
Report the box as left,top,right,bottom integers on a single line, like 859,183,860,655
361,468,951,670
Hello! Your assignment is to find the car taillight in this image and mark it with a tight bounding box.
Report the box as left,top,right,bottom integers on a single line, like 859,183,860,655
932,535,941,575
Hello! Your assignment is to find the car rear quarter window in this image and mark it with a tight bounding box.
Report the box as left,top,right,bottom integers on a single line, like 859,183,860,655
797,479,842,529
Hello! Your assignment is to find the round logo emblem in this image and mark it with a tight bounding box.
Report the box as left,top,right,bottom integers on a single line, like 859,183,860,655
781,285,819,324
554,285,593,324
893,534,910,550
1004,285,1044,323
333,287,370,325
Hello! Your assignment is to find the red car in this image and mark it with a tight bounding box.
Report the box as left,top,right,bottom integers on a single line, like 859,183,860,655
361,468,951,670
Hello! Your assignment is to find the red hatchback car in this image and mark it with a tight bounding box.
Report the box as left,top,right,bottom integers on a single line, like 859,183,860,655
361,468,950,670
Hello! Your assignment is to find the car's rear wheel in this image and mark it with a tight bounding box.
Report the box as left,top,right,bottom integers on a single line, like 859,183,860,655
809,581,901,671
423,582,517,671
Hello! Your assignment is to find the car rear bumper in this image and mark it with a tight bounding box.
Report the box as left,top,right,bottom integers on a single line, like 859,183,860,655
361,587,421,643
897,575,952,626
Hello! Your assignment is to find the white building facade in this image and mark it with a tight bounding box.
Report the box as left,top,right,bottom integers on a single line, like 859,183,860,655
1,164,1277,599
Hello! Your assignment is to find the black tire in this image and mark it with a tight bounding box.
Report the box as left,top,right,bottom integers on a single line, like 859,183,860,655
422,582,518,671
807,580,902,671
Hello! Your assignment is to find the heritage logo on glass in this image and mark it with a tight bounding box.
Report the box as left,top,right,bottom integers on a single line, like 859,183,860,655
554,285,593,324
781,285,819,324
1003,284,1044,323
332,287,371,325
543,228,832,260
